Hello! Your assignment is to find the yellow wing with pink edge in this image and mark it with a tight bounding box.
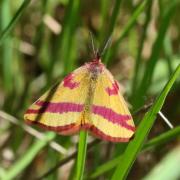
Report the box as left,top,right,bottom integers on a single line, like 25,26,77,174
24,66,90,135
89,68,135,142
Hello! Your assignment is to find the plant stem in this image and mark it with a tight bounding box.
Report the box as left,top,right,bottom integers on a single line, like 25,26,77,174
76,130,88,180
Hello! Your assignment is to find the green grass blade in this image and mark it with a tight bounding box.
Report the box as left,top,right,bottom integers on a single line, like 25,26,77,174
0,0,31,44
164,35,174,76
143,146,180,180
1,132,56,180
131,0,153,95
104,0,148,64
90,155,122,179
49,0,80,82
111,64,180,180
99,0,110,43
90,126,180,179
107,0,121,37
59,0,80,74
100,0,122,51
143,126,180,150
134,0,179,108
1,0,13,93
0,168,6,179
76,131,88,180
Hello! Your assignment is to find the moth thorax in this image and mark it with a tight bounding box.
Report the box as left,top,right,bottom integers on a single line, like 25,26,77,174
87,61,103,75
92,66,102,75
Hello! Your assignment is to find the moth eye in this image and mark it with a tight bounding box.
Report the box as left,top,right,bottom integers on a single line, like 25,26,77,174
63,73,80,89
105,81,119,96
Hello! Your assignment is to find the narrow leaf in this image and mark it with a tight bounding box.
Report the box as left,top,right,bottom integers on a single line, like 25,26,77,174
2,132,56,180
143,146,180,180
111,64,180,180
75,131,88,180
90,126,180,178
0,0,31,44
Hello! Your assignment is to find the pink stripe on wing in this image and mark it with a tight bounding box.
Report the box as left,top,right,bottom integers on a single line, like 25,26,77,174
63,73,80,89
92,105,134,131
89,125,132,142
26,101,83,114
26,119,80,135
106,81,119,96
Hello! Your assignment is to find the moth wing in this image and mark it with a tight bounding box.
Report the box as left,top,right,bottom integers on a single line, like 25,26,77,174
89,68,135,142
24,66,90,135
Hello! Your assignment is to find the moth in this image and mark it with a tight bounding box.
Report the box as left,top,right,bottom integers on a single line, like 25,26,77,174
24,55,135,142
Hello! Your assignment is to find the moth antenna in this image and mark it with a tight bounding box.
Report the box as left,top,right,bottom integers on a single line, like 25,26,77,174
100,36,112,56
89,32,96,58
96,46,101,59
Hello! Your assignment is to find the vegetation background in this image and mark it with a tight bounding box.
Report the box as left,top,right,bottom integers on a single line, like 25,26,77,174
0,0,179,179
